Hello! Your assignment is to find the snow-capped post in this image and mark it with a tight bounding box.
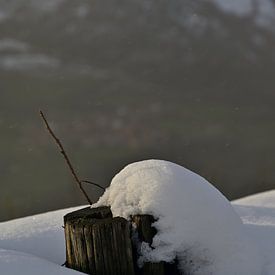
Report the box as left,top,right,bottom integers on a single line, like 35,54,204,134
64,207,181,275
40,113,180,274
64,206,135,275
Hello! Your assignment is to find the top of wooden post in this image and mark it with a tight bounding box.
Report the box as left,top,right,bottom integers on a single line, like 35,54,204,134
64,206,112,223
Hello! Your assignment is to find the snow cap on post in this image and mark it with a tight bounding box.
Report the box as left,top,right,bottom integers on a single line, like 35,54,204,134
94,159,262,275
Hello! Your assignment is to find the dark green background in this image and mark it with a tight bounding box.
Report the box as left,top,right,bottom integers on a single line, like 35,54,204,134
1,0,275,221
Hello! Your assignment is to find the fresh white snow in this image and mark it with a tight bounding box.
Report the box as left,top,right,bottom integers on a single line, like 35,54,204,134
1,159,275,274
0,206,83,264
234,190,275,208
0,249,83,275
233,191,275,275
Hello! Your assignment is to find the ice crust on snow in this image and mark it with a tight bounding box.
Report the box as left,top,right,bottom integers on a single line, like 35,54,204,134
94,159,261,275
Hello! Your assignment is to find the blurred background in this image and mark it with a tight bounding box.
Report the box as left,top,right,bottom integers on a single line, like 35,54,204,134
1,0,275,221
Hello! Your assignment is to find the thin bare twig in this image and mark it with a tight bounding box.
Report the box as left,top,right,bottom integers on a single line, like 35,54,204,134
81,180,105,191
39,110,93,204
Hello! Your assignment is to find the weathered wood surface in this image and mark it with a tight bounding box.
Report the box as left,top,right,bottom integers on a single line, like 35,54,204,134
64,206,135,275
64,207,180,275
131,214,180,275
131,214,164,275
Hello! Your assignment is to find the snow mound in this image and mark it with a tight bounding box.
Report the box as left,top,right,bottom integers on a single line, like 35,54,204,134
0,249,83,275
94,159,261,275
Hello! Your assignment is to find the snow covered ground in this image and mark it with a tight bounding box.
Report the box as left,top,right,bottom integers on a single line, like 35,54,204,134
233,191,275,275
0,206,84,274
0,249,82,275
1,160,275,274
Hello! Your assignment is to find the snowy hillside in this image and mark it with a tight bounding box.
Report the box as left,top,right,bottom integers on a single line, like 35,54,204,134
214,0,275,27
1,160,275,274
0,0,274,73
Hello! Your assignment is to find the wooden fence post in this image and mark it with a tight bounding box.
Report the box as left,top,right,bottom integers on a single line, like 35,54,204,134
131,215,180,275
64,206,135,275
64,207,180,275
